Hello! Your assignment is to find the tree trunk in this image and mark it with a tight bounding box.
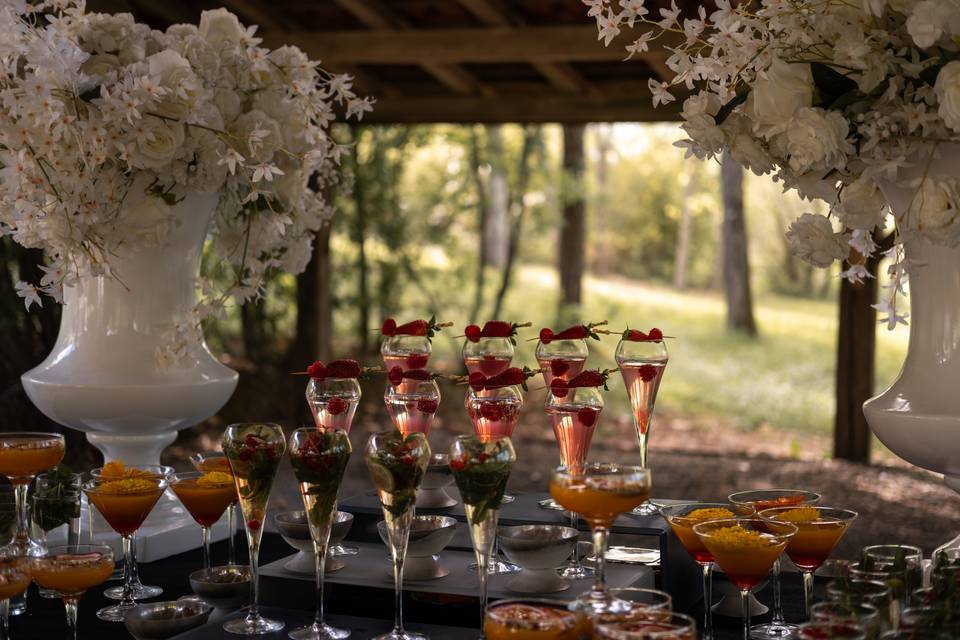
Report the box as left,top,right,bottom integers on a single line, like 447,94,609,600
720,152,758,336
673,171,694,290
559,124,586,310
351,127,370,354
292,223,333,365
592,125,614,275
483,125,509,269
469,126,488,322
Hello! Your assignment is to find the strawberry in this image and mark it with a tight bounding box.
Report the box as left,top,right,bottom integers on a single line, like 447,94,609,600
464,324,483,342
550,359,570,377
539,328,555,344
481,321,513,338
417,398,438,413
382,318,397,336
394,319,429,336
568,370,606,388
307,361,326,379
469,371,487,391
622,327,664,342
480,403,503,422
403,370,433,381
406,353,429,369
388,366,404,386
327,397,348,416
554,325,588,340
325,359,361,379
485,367,525,389
639,364,659,382
578,407,599,427
550,378,569,398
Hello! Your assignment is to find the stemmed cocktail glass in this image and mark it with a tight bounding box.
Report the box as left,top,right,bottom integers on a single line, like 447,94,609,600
385,378,440,437
82,473,166,621
729,489,822,639
463,322,517,380
760,506,858,620
615,331,667,516
223,422,286,635
592,612,698,639
449,435,516,639
289,428,352,640
483,600,585,640
32,544,114,640
307,368,362,433
190,452,239,565
366,430,431,640
660,502,741,640
0,432,65,556
550,463,652,614
694,518,797,640
0,555,30,638
170,471,236,570
545,378,604,579
382,318,444,394
535,329,588,390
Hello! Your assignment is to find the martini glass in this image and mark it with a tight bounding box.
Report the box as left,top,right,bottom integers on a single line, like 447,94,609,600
190,452,239,566
223,422,286,635
483,599,586,640
382,336,431,393
449,435,516,639
307,376,362,432
82,474,166,622
0,432,65,556
0,555,30,639
170,471,236,570
729,489,822,639
91,464,171,601
593,612,698,639
615,338,667,516
760,506,858,620
289,428,352,640
536,337,588,390
32,544,114,640
463,337,514,380
365,430,431,640
694,518,797,640
545,385,602,579
465,385,522,574
384,378,441,437
660,502,742,640
550,463,652,615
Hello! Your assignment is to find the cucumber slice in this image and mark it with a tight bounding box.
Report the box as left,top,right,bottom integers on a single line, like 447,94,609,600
367,460,396,493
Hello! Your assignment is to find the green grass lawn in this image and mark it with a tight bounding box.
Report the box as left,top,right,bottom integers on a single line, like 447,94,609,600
424,265,909,437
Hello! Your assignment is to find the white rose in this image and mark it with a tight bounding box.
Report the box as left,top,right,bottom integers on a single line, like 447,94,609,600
936,61,960,132
746,59,814,136
230,110,282,160
273,167,305,211
906,1,949,48
121,191,174,246
80,53,121,77
134,121,185,169
908,178,960,246
836,178,887,230
786,213,849,267
147,49,200,119
199,9,245,49
729,132,774,176
785,108,851,174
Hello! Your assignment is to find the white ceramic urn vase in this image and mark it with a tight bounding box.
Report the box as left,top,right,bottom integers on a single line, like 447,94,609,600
21,186,238,466
864,145,960,491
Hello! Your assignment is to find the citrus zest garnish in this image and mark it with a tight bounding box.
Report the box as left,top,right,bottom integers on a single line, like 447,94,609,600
775,506,821,523
684,507,735,523
100,461,149,479
98,478,158,494
197,471,233,487
707,525,770,550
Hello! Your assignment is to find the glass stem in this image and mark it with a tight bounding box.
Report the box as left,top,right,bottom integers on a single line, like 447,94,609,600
741,589,750,640
64,596,79,640
227,503,236,565
771,557,785,624
389,512,412,635
13,483,29,550
702,563,714,640
121,535,135,607
477,543,489,640
201,526,211,570
802,570,814,620
313,541,328,626
129,532,141,587
590,526,610,600
568,511,581,569
637,432,649,469
248,539,261,622
392,548,404,633
0,598,8,640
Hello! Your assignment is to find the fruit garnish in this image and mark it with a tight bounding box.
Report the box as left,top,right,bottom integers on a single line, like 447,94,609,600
448,437,514,525
550,359,570,376
622,327,665,342
197,471,233,487
536,321,607,344
98,478,159,495
752,495,807,510
381,316,451,340
774,506,821,523
707,525,771,550
99,461,150,479
468,366,536,391
638,364,659,382
684,507,735,522
406,353,429,369
462,320,531,344
416,398,438,413
289,430,351,530
307,359,363,380
577,407,599,427
387,366,435,387
366,432,427,516
550,368,615,396
326,397,348,415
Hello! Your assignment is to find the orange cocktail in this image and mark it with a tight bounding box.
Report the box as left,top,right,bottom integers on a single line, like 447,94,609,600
171,471,236,570
190,452,239,566
33,544,115,640
593,612,697,639
0,556,30,599
0,433,64,483
484,601,586,640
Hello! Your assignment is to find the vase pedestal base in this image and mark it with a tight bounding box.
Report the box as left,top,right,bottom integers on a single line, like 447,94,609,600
87,431,178,467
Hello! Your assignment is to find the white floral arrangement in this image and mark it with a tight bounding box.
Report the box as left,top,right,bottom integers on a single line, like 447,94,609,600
587,0,960,327
0,1,371,355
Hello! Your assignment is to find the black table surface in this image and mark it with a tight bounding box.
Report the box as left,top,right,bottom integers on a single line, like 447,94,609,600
10,533,817,640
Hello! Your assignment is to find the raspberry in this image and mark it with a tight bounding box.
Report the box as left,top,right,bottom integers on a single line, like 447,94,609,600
578,407,599,427
388,366,404,386
639,364,658,382
417,398,438,413
464,324,482,342
406,353,429,369
307,361,326,379
247,519,261,531
480,403,503,422
450,457,467,472
550,359,570,377
382,318,397,336
539,328,554,344
327,397,348,415
648,328,663,341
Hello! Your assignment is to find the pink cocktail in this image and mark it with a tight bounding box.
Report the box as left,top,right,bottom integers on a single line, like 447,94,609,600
619,360,667,438
384,378,441,436
465,355,512,378
305,365,362,432
537,356,587,388
547,404,599,471
466,386,522,442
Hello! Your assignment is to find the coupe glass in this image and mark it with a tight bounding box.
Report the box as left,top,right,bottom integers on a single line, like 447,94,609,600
0,555,30,639
545,385,603,579
82,474,166,621
660,502,742,640
593,612,697,639
31,544,114,640
307,376,362,432
289,428,352,640
550,463,651,615
694,518,797,640
463,337,514,379
729,489,821,639
190,451,239,565
590,587,674,628
385,378,441,437
483,599,586,640
31,470,82,598
614,338,667,516
810,601,881,638
0,432,65,556
449,435,516,639
381,336,431,393
90,464,171,601
760,506,858,619
365,430,431,640
222,422,286,635
170,471,236,570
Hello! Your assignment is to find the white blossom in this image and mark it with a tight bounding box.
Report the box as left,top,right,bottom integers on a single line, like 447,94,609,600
786,213,849,268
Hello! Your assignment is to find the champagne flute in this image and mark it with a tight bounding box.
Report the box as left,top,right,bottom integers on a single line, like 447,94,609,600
223,422,286,635
449,435,516,639
366,430,431,640
288,428,352,640
32,544,114,640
